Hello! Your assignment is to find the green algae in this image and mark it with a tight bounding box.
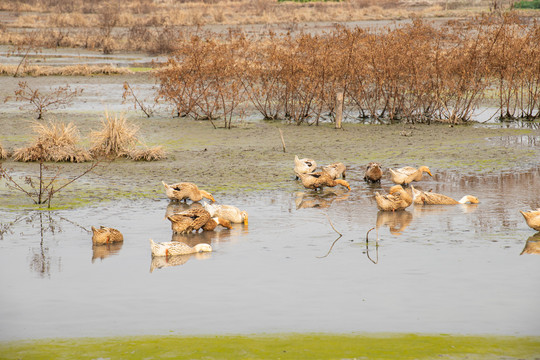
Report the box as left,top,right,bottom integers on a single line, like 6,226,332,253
1,333,539,360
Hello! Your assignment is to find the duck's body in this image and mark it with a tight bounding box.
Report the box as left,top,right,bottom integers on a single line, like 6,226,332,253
297,171,351,191
374,185,413,211
364,162,382,183
203,203,248,225
294,155,317,178
389,166,432,185
149,238,212,257
520,209,540,231
91,226,124,245
322,162,346,179
167,208,232,234
162,181,215,203
411,188,479,205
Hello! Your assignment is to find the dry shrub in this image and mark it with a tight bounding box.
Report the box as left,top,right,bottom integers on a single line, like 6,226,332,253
90,112,139,157
12,121,92,162
126,145,166,161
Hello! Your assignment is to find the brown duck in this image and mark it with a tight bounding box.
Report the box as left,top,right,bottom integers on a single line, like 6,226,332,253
322,162,346,179
364,162,383,183
411,187,479,205
167,208,232,234
162,181,215,203
374,185,413,211
520,209,540,231
91,226,124,245
390,166,432,185
297,171,350,191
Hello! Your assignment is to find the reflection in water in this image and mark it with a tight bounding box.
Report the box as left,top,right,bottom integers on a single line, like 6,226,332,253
376,210,413,236
92,243,123,263
365,227,379,264
295,190,349,210
520,233,540,255
27,212,64,278
150,252,212,272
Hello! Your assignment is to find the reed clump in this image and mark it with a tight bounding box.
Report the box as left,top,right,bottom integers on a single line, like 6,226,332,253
90,112,139,158
12,121,92,163
126,145,166,161
0,142,9,160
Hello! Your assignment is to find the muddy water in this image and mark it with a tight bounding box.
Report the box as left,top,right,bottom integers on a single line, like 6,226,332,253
0,168,539,341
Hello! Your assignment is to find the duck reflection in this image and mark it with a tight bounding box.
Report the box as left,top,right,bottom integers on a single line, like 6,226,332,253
520,232,540,255
295,190,349,210
376,210,413,235
150,252,212,272
165,201,202,218
92,242,123,263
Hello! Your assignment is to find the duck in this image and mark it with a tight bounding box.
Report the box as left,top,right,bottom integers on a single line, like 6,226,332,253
322,162,346,179
294,155,317,179
297,171,351,191
520,209,540,231
389,166,432,185
162,181,215,203
167,208,232,234
364,162,382,183
395,166,433,182
411,187,479,205
203,203,248,225
149,239,212,257
374,185,413,211
91,226,124,245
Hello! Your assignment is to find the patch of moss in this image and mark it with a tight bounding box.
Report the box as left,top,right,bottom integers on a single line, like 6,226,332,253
1,333,539,360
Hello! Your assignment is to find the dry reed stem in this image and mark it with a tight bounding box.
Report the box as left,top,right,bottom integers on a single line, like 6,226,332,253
12,121,92,163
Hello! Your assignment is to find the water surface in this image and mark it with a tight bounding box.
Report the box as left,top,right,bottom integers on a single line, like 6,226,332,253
1,168,539,340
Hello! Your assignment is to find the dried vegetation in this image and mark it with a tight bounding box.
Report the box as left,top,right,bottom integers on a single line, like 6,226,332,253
156,13,540,125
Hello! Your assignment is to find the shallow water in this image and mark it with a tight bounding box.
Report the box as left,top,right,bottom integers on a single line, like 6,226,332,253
1,168,540,341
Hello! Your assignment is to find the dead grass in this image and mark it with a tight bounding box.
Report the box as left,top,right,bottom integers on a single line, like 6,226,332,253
126,144,166,161
0,141,9,159
12,121,92,162
0,64,133,77
1,0,524,53
90,111,139,158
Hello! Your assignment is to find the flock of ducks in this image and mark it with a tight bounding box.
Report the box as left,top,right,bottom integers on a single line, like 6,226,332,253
91,155,540,261
294,155,539,234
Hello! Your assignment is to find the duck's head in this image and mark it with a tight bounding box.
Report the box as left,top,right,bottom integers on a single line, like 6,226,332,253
419,166,432,177
389,185,404,194
241,211,249,225
201,190,215,203
193,243,213,253
335,179,351,191
462,195,479,204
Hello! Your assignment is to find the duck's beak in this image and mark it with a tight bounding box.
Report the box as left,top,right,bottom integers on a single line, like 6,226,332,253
244,216,248,226
427,170,433,177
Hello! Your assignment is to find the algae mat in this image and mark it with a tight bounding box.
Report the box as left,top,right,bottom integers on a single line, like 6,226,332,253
1,334,540,359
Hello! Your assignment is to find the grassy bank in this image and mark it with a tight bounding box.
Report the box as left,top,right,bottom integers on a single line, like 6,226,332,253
1,333,540,359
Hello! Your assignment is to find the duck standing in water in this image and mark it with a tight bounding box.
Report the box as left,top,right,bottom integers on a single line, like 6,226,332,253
374,185,413,211
91,226,124,245
167,208,232,234
203,203,249,225
162,181,215,203
410,187,479,205
297,171,351,191
364,162,383,183
149,239,212,257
